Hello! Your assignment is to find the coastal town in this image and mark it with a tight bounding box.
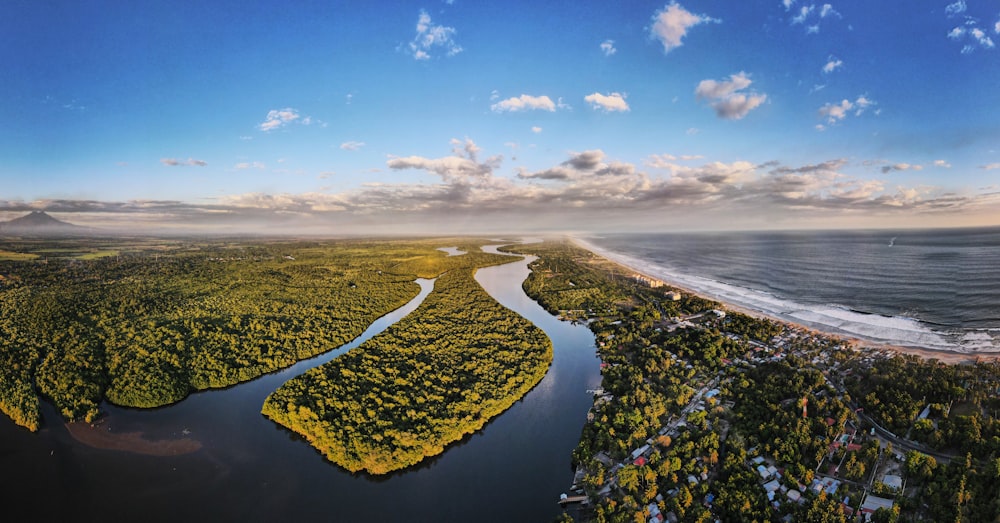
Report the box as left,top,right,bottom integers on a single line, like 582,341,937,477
512,241,1000,523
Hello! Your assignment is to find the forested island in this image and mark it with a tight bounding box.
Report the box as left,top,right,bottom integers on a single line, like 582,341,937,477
507,241,1000,523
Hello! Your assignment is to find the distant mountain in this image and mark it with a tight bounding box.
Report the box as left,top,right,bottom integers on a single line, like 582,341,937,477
0,211,89,236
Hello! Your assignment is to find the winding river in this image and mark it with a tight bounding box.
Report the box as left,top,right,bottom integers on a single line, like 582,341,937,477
0,249,601,522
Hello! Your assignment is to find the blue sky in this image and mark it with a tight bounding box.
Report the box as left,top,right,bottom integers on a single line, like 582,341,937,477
2,0,1000,233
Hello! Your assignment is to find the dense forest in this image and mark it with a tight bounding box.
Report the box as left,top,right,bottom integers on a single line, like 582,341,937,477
0,237,512,431
262,252,552,475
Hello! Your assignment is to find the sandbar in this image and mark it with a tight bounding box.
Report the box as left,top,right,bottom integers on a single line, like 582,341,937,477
65,421,202,456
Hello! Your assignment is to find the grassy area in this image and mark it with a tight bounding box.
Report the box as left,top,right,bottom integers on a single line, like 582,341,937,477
0,250,39,261
77,250,120,260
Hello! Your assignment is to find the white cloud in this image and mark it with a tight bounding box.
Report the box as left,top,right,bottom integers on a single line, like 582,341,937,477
259,108,301,132
783,0,795,10
822,57,843,73
819,100,852,123
880,163,924,174
531,126,542,133
387,138,501,184
234,161,266,170
489,90,500,101
945,1,966,17
972,27,995,48
491,94,557,112
790,3,837,32
584,92,630,112
161,158,207,167
934,160,952,168
407,10,462,60
600,39,617,56
519,149,638,181
818,95,876,125
982,163,1000,170
947,12,995,53
650,2,717,54
646,154,704,167
694,72,767,120
791,5,814,24
340,141,366,151
854,95,874,114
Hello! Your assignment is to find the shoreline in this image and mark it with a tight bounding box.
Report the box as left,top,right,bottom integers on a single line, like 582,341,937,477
567,236,997,365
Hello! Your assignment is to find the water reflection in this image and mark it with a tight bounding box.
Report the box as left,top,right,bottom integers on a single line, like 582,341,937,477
1,251,602,522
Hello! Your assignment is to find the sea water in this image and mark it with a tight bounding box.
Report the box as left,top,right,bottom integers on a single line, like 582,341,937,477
583,228,1000,354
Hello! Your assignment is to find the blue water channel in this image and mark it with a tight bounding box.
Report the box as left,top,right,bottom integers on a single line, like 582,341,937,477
0,248,602,522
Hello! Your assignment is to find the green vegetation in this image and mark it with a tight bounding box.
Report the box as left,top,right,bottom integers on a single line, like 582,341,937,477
262,250,552,475
513,239,1000,523
0,237,511,430
0,249,39,261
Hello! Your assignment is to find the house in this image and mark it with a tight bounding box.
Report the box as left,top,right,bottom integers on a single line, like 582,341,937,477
634,456,648,467
757,465,769,479
860,495,894,516
810,477,841,496
630,444,651,460
882,474,903,491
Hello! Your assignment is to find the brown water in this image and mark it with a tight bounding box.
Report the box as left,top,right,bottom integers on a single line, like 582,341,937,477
0,252,601,522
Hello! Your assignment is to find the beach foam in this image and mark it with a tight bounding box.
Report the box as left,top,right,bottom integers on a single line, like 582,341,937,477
573,237,997,354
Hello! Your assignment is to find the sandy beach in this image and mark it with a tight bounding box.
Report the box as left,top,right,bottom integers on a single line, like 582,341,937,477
568,236,996,365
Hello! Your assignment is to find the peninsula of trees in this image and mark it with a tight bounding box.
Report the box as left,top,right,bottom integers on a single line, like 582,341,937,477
262,251,552,475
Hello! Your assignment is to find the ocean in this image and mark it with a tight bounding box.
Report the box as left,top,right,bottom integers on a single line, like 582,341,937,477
581,228,1000,354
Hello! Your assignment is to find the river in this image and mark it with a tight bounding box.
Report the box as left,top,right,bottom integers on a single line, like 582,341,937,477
0,249,601,522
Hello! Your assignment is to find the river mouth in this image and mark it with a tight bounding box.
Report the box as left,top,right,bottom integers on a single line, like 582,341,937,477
1,252,600,522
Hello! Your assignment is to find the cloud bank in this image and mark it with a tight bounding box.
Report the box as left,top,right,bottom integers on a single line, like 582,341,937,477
9,141,997,233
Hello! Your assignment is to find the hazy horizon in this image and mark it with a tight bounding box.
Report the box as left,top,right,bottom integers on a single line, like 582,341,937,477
4,1,1000,234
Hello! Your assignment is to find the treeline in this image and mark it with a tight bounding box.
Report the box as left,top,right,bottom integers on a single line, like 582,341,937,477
844,354,1000,457
262,256,552,475
0,238,505,430
510,242,699,320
